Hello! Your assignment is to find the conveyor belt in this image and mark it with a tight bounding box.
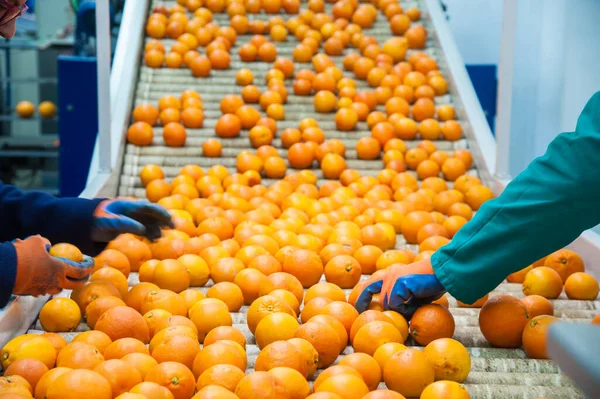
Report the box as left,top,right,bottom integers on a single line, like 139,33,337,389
27,0,599,398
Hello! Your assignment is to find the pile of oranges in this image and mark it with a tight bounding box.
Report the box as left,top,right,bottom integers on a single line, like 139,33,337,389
129,91,207,148
2,0,599,398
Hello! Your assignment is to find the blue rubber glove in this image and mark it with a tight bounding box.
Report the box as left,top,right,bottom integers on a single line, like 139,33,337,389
353,259,446,318
13,236,94,296
92,199,173,242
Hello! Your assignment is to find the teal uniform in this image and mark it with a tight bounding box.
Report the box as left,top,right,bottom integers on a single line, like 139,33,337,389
432,91,600,304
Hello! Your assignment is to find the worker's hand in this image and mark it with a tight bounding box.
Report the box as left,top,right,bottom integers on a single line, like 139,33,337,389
12,236,94,296
352,259,446,318
92,199,173,242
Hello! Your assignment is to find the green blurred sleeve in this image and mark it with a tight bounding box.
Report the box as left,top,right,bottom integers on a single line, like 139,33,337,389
431,91,600,304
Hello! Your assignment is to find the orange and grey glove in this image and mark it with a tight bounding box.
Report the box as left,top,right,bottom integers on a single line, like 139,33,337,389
12,235,94,296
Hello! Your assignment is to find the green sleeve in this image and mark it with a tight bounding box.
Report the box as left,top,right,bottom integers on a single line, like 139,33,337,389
431,91,600,304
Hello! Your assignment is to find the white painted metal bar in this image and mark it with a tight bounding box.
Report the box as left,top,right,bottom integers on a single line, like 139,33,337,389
494,0,518,180
95,0,112,173
425,0,497,186
83,0,150,198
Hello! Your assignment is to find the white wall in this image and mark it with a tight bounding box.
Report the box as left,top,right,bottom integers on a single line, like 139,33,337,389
444,0,600,177
501,0,600,177
442,0,503,66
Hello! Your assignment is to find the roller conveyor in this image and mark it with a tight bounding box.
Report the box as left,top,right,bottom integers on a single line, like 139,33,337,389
2,0,600,398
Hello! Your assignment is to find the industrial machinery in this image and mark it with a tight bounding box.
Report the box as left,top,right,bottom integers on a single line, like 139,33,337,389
1,0,598,397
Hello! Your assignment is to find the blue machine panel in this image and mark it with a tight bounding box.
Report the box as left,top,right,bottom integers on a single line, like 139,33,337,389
465,64,497,135
57,56,98,197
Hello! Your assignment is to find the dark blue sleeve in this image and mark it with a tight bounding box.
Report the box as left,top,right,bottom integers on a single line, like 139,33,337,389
0,182,105,255
0,242,17,308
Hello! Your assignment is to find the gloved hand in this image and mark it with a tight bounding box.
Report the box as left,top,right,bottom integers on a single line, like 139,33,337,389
92,199,173,242
353,259,446,318
13,236,94,296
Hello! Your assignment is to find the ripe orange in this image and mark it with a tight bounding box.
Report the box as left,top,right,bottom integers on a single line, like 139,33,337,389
479,295,529,348
420,381,470,399
93,359,142,397
324,255,361,288
423,338,471,383
521,295,554,318
235,371,289,399
543,249,585,282
196,364,245,393
145,362,196,399
522,315,559,359
383,348,434,398
338,353,381,391
294,322,340,368
315,374,369,399
45,369,112,399
564,272,599,300
522,266,563,299
95,306,150,344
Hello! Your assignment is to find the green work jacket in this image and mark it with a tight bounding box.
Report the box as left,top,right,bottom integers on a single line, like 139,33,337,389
431,91,600,304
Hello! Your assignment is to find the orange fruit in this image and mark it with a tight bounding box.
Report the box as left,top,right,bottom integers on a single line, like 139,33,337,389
318,301,359,335
204,326,246,349
423,338,471,383
349,310,394,343
247,295,295,334
124,282,159,313
543,249,585,282
192,340,246,379
188,298,233,342
235,371,289,399
315,374,369,399
121,353,157,380
104,338,149,360
441,158,466,181
71,330,112,354
522,315,559,359
372,342,407,371
479,295,529,348
267,367,310,399
464,185,493,210
93,359,142,397
206,282,244,312
1,335,57,371
294,322,341,368
56,342,105,370
33,367,71,399
383,348,434,398
145,362,195,399
95,306,150,343
93,249,131,277
234,268,269,305
4,358,48,392
564,272,599,300
202,139,221,158
522,266,563,299
151,335,200,370
400,211,434,244
196,364,245,393
129,382,174,399
338,353,381,391
420,381,470,399
39,298,81,333
49,243,82,262
409,304,455,346
521,295,554,318
353,320,404,356
324,255,361,289
255,340,306,375
90,267,129,297
45,369,112,399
